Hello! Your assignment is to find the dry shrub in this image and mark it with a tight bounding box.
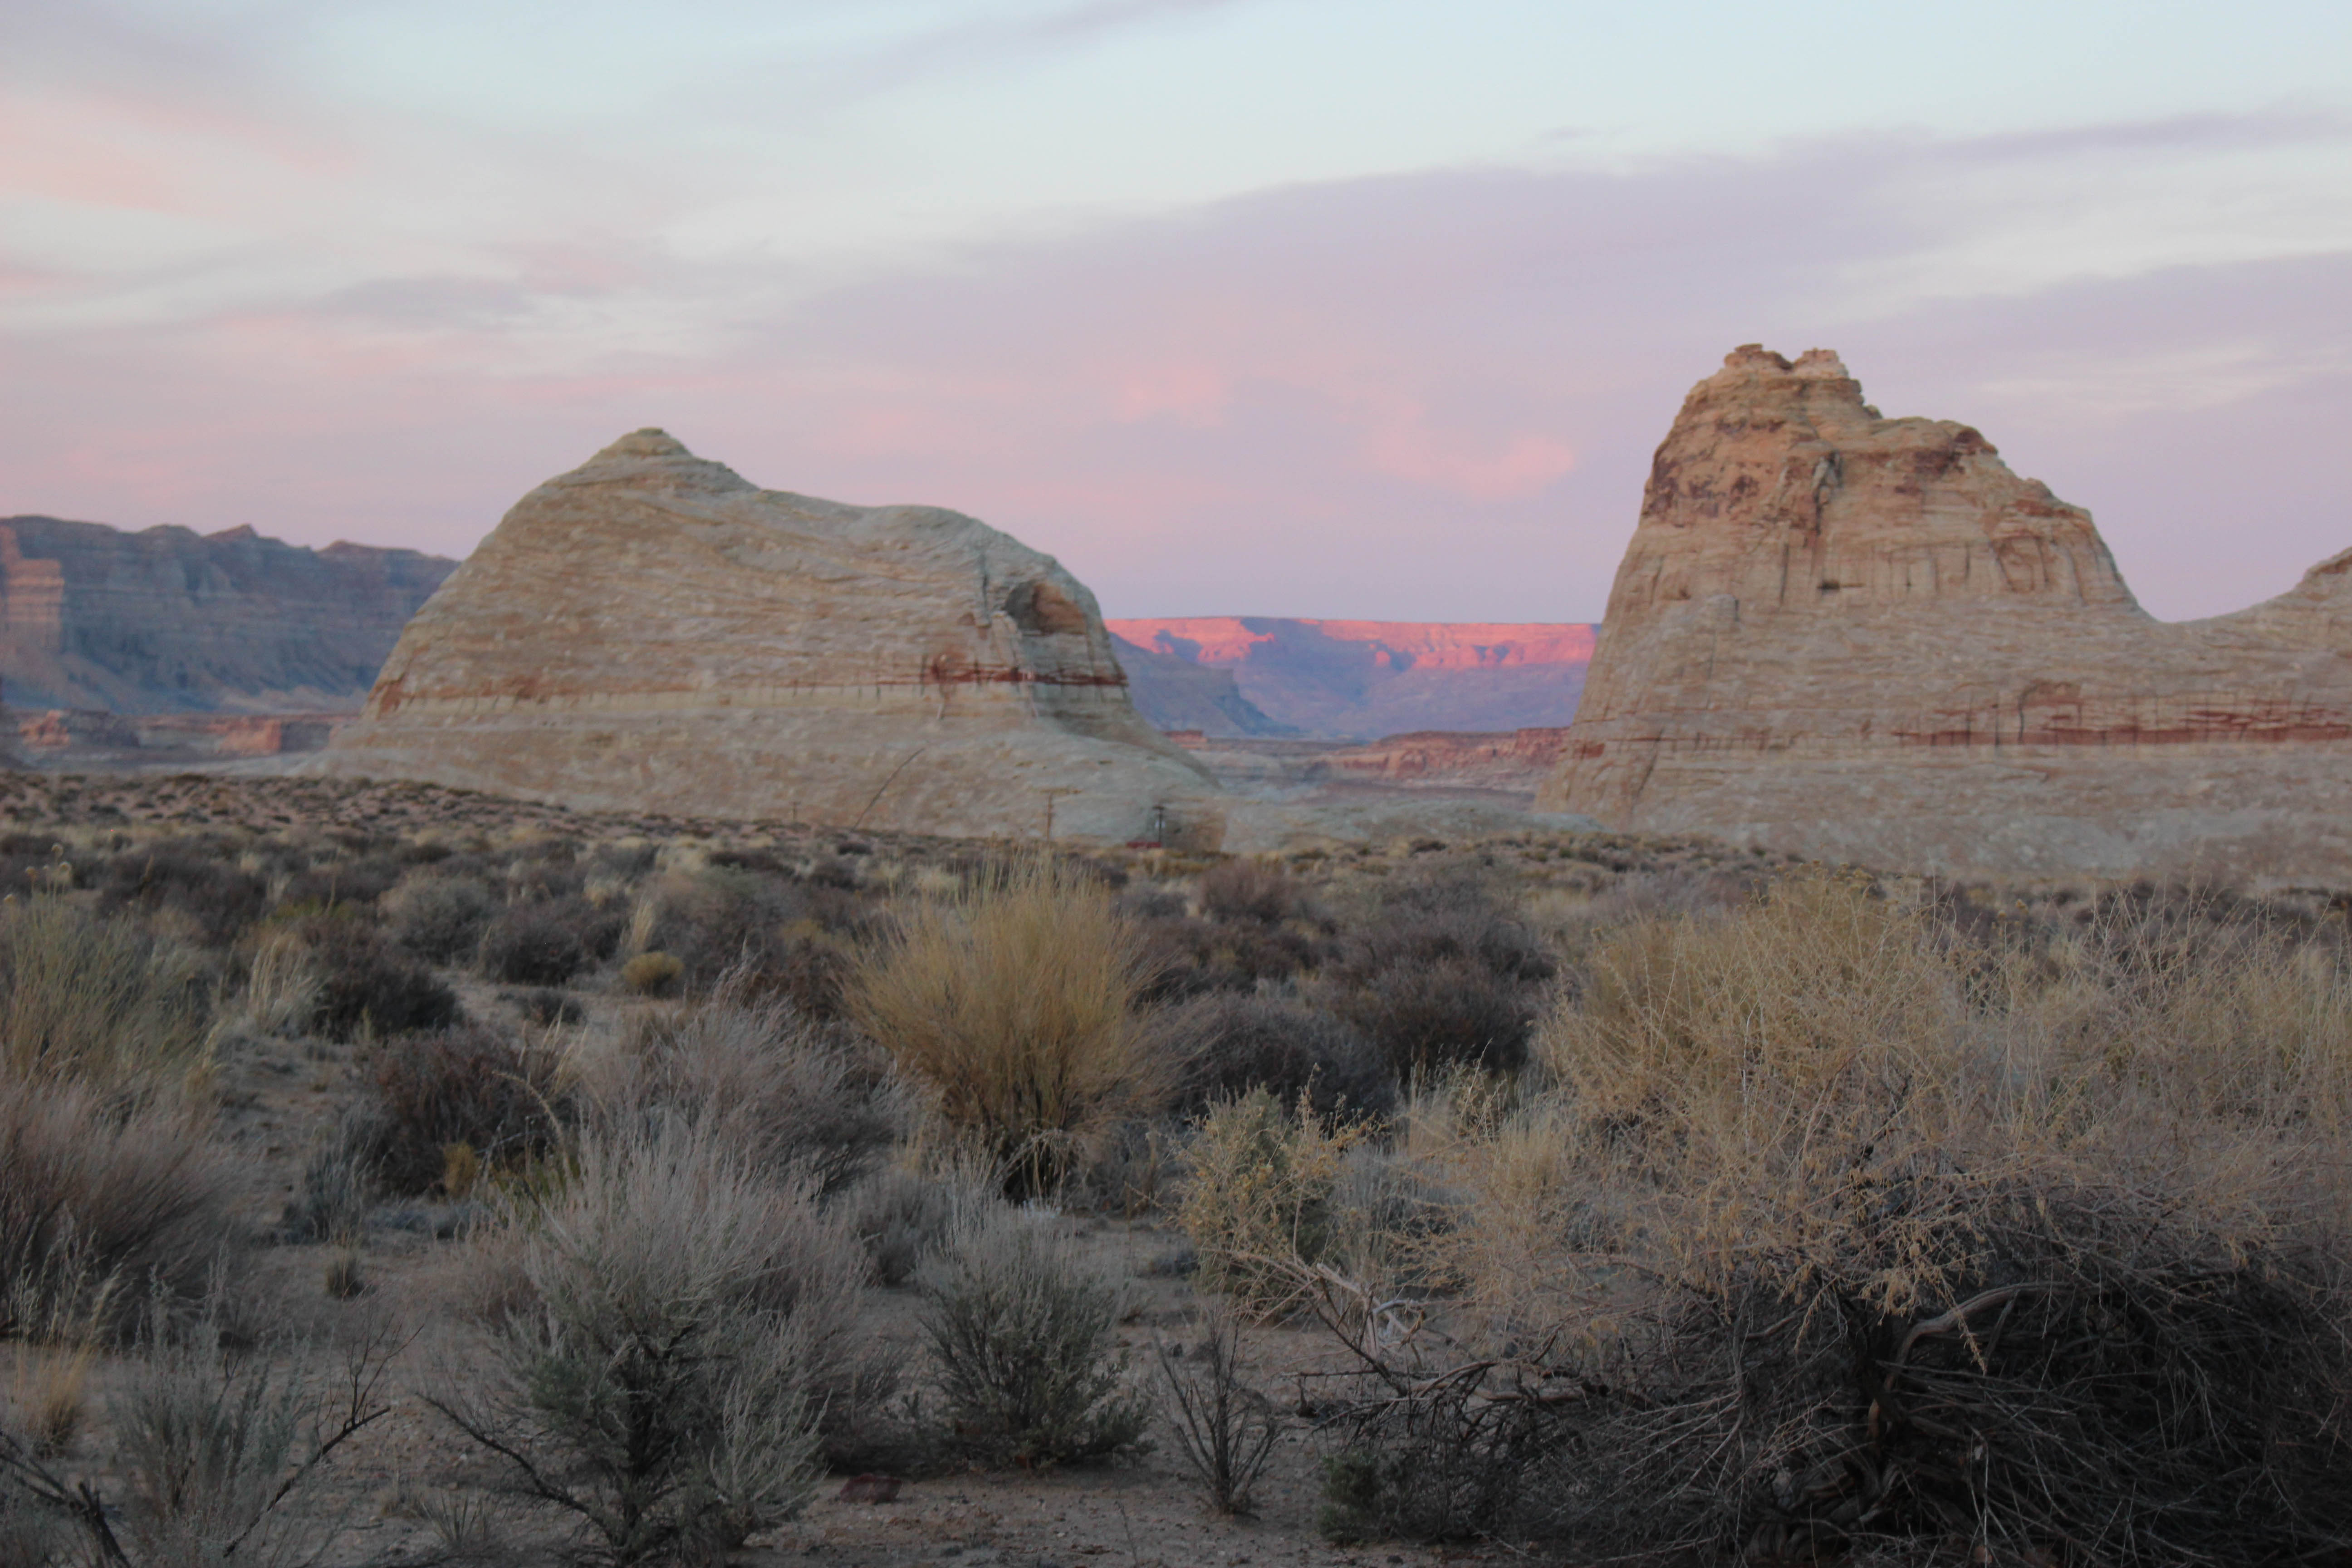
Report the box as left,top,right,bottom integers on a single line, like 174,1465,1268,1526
2032,893,2352,1125
500,838,585,903
734,926,858,1019
1164,992,1392,1121
618,950,683,997
1197,859,1304,925
1550,865,1959,1130
274,853,404,913
0,901,233,1342
0,898,209,1100
295,911,463,1041
477,897,620,987
512,987,583,1027
4,1294,399,1567
847,858,1166,1196
916,1209,1148,1467
434,1122,851,1563
1177,1089,1368,1315
282,1121,374,1245
5,1344,92,1460
838,1163,978,1287
1133,908,1333,1000
1156,1298,1282,1514
633,867,804,989
95,841,269,946
580,989,910,1197
0,1082,238,1342
383,873,498,962
1326,867,1554,1077
1343,866,1555,985
354,1024,566,1196
236,926,322,1039
1305,869,2352,1562
0,1488,61,1567
1331,957,1539,1078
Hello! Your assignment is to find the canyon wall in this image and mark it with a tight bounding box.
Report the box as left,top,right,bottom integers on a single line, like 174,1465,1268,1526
321,431,1222,843
1107,617,1595,738
0,516,454,712
1541,345,2352,882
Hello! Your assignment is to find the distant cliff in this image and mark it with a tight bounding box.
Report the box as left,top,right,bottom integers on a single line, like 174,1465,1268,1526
0,516,457,713
1109,635,1298,737
1106,617,1596,739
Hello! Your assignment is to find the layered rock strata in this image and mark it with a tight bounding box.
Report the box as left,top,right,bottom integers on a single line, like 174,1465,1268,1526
0,517,454,712
1326,726,1571,793
321,431,1221,843
1542,346,2352,882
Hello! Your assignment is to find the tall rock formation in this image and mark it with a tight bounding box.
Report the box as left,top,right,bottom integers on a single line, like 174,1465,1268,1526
1107,617,1595,738
0,517,454,712
1541,346,2352,882
320,431,1221,843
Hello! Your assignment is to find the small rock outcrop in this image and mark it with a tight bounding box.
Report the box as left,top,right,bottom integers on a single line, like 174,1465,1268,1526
321,431,1220,842
1540,346,2352,881
0,517,455,711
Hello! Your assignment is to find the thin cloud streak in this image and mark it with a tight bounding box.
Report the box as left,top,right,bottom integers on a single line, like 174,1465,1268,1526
0,122,2346,624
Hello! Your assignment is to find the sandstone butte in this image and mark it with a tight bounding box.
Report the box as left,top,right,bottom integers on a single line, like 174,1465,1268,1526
318,431,1223,843
1539,345,2352,882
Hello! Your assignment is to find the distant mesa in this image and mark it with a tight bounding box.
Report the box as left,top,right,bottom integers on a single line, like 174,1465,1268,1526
319,430,1222,843
1107,634,1298,739
1544,344,2352,881
0,514,454,713
1108,617,1596,739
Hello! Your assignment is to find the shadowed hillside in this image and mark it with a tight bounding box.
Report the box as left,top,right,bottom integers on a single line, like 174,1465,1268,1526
0,515,456,713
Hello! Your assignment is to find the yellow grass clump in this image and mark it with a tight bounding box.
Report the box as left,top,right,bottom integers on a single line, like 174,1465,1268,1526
0,897,210,1103
0,897,234,1340
846,857,1164,1196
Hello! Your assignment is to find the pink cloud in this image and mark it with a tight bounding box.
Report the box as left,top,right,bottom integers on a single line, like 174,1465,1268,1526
0,82,355,217
1113,361,1231,425
2,125,2347,624
1355,398,1577,500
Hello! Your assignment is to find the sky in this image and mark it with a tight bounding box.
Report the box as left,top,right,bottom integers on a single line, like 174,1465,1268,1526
2,0,2348,623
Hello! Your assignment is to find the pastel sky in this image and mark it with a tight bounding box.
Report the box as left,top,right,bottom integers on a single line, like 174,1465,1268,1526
3,0,2348,622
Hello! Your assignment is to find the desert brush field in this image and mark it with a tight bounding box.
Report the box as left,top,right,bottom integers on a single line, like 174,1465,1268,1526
2,771,2350,1566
